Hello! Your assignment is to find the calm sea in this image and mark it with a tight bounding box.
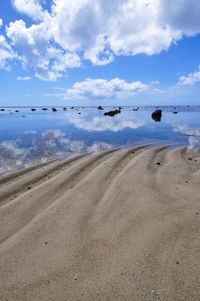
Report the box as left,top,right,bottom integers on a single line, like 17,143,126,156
0,106,200,174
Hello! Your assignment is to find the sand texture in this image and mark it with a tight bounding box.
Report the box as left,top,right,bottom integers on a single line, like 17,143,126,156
1,145,200,300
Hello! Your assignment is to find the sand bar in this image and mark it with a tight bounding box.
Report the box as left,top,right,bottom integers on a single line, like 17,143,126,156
1,145,200,300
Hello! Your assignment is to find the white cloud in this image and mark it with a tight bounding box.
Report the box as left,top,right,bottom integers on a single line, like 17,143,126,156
3,0,200,79
0,35,17,70
24,130,37,134
150,79,160,85
177,66,200,87
159,0,200,35
7,19,81,80
50,0,179,59
0,16,17,69
68,114,145,132
61,78,149,100
12,0,45,21
16,76,31,81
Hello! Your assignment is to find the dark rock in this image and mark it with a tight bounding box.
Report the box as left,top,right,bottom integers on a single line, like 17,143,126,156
71,107,74,109
0,108,5,111
151,109,162,122
173,111,178,114
63,107,67,111
41,108,48,111
97,106,104,110
104,109,121,117
31,108,36,111
133,107,139,111
52,107,57,112
15,110,19,112
156,162,161,166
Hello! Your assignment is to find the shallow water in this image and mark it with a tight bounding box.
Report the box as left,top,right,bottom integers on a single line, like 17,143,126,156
0,105,200,174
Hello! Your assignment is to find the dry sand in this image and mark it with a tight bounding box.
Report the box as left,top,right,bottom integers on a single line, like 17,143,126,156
1,145,200,300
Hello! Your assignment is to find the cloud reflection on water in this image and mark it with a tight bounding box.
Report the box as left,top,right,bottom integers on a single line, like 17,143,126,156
0,129,113,174
174,125,200,151
1,108,200,174
67,114,146,132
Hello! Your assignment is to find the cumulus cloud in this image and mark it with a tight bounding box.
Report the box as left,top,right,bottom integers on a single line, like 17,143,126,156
60,78,149,100
159,0,200,35
68,114,145,132
0,19,17,70
16,76,31,81
12,0,45,21
7,19,81,80
177,65,200,87
50,0,180,58
1,0,200,80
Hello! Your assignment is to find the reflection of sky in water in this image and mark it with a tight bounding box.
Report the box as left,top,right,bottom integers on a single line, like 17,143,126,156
0,106,200,174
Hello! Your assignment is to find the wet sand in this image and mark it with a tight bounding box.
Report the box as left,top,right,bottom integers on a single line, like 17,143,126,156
1,145,200,300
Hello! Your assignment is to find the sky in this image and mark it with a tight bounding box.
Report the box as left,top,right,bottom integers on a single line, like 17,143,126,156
1,0,200,106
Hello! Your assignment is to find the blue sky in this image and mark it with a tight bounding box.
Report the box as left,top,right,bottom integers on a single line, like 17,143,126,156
1,0,200,106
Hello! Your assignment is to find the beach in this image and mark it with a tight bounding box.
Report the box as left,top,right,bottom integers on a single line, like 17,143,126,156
1,145,200,300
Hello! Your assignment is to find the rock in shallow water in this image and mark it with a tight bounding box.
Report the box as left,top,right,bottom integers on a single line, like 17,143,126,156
151,109,162,122
104,109,121,117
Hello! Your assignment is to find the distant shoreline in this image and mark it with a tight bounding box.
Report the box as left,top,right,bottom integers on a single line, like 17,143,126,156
1,105,200,109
